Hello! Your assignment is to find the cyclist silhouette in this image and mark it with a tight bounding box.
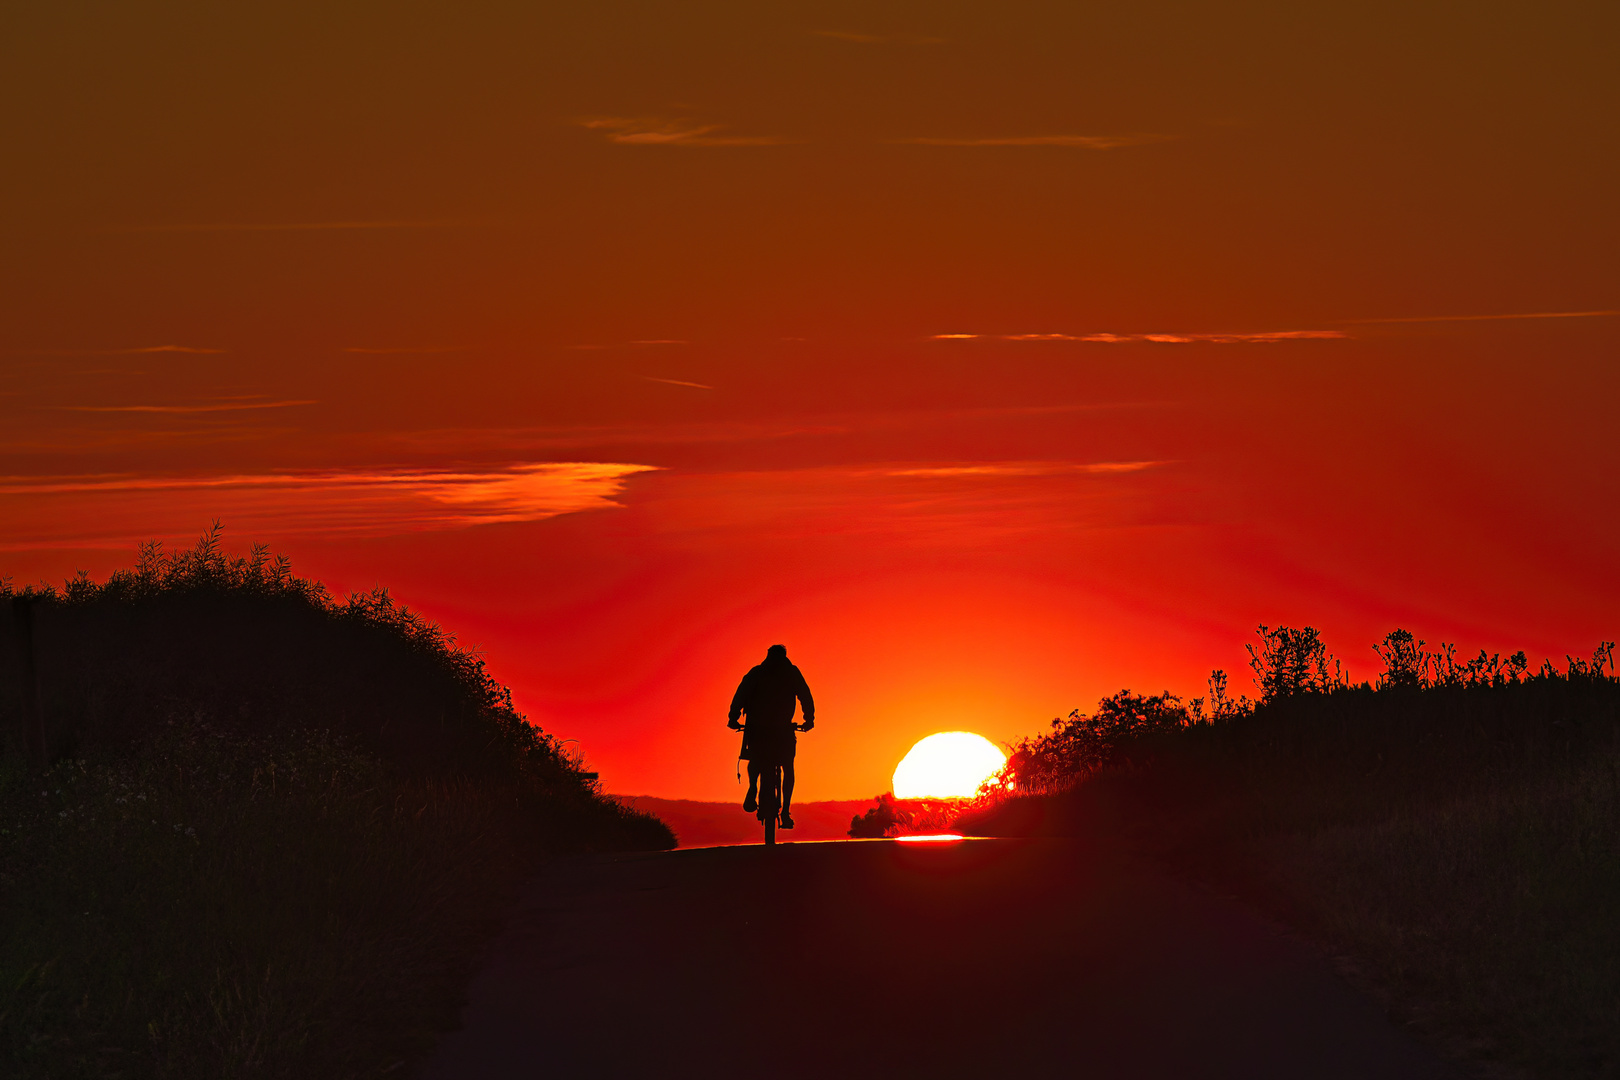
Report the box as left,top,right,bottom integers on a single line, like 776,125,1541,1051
728,644,814,829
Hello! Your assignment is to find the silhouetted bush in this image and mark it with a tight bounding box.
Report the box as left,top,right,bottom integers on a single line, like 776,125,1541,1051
0,527,672,1079
994,688,1208,796
1373,628,1533,690
848,793,905,837
847,794,969,838
1,525,592,788
963,623,1620,1079
1246,624,1346,702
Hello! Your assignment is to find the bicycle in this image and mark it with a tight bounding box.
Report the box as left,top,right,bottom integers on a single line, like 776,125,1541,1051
741,721,806,847
758,759,783,846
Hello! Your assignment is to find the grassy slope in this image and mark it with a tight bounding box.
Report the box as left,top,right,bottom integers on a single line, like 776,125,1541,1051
0,533,672,1079
960,678,1620,1079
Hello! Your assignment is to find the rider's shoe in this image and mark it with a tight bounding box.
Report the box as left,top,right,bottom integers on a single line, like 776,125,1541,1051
743,791,757,814
779,811,794,829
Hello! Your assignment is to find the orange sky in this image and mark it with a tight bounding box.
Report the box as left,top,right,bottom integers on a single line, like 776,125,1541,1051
3,2,1617,799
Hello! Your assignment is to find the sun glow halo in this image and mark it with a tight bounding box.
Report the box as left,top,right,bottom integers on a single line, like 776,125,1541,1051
892,732,1006,799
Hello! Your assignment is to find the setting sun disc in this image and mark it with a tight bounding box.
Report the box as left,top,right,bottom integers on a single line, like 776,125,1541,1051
892,731,1006,799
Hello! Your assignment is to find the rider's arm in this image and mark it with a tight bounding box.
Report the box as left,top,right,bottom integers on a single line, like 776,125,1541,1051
795,667,815,730
727,670,752,728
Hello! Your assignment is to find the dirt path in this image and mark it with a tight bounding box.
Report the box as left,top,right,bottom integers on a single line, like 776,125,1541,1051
423,838,1450,1079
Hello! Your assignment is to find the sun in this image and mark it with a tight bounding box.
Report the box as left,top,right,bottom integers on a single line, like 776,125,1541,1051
892,732,1007,799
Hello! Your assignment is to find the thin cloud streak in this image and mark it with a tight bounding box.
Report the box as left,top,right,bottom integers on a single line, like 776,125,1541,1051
106,219,479,233
566,340,689,351
936,314,1614,342
0,403,1165,463
643,377,713,390
362,403,1160,456
641,461,1177,544
581,118,793,147
10,345,226,356
887,461,1166,478
47,400,319,414
343,345,472,354
899,134,1172,149
0,462,659,550
936,330,1346,343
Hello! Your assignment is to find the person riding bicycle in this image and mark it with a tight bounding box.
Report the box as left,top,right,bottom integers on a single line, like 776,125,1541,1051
728,644,814,829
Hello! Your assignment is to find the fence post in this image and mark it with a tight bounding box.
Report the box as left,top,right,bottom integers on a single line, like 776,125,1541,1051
12,597,46,770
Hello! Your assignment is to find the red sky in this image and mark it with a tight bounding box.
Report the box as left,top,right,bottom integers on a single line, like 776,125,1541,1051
3,2,1617,800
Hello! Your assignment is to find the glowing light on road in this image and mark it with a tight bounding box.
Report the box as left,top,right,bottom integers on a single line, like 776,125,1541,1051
892,732,1006,799
895,833,964,843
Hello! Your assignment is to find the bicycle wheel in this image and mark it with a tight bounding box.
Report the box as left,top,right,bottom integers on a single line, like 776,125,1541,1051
762,766,779,846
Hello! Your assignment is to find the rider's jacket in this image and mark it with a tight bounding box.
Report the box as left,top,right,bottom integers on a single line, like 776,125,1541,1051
728,655,815,729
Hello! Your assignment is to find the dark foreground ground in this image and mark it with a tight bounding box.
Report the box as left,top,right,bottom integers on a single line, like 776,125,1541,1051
422,838,1451,1079
615,796,876,846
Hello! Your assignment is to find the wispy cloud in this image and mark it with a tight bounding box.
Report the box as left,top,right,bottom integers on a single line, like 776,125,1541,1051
47,399,319,414
106,219,478,233
899,134,1172,149
935,330,1346,344
640,460,1176,544
581,117,792,147
0,403,1163,465
643,377,713,390
0,462,659,550
1347,309,1620,324
887,461,1166,478
566,339,689,351
343,345,471,354
353,404,1153,458
11,345,226,356
933,312,1614,344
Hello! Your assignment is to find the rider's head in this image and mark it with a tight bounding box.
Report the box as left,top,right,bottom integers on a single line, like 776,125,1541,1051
766,644,788,662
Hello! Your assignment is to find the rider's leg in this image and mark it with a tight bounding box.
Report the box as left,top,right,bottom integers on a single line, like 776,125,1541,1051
744,759,760,811
782,762,795,813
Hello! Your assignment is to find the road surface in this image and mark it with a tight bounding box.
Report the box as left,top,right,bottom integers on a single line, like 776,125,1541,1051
423,838,1450,1079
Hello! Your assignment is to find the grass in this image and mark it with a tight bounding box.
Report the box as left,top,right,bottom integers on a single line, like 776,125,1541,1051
960,645,1620,1079
0,726,669,1080
1254,764,1620,1074
0,529,673,1077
